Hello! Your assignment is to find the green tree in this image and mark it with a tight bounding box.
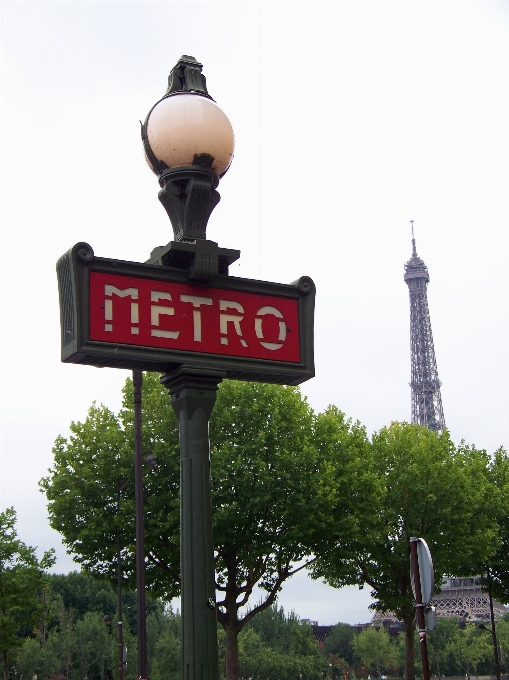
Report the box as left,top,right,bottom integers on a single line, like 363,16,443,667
48,571,163,639
15,571,172,680
328,654,350,679
106,612,137,680
243,603,322,664
16,636,44,680
15,591,66,680
445,623,492,679
451,447,509,626
50,598,76,679
390,630,408,677
321,623,357,666
42,375,348,680
41,400,179,600
49,572,117,623
426,616,458,677
486,448,509,603
312,422,500,680
239,627,300,680
146,606,180,680
0,507,55,680
209,383,347,680
351,626,393,678
150,627,180,680
496,615,509,680
224,604,324,680
74,612,112,680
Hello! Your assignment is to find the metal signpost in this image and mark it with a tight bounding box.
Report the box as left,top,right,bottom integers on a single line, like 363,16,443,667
57,56,315,680
481,568,502,680
410,537,436,680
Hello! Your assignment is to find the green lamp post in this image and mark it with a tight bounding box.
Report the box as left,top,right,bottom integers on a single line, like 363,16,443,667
142,55,236,680
56,54,315,680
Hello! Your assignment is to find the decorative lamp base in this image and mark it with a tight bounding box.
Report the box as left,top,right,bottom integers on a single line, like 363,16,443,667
146,240,240,282
158,162,219,242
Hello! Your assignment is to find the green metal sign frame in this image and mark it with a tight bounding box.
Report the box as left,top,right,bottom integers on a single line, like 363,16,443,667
57,242,315,385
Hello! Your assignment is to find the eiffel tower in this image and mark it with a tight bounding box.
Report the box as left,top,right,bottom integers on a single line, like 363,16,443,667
404,222,445,432
370,575,507,626
368,230,506,627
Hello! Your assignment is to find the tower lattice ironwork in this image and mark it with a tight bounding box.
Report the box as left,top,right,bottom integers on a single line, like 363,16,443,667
404,223,445,432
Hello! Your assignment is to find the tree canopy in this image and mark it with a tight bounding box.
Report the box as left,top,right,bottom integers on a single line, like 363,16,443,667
321,622,358,666
486,447,509,602
8,568,508,680
229,604,324,680
0,507,55,680
42,374,359,680
41,385,181,599
41,376,507,680
12,574,328,680
352,626,394,678
444,623,492,680
311,421,502,680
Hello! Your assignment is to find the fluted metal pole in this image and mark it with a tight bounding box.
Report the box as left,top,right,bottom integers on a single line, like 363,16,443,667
161,367,224,680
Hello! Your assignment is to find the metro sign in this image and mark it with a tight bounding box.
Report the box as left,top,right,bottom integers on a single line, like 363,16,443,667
57,243,315,385
90,271,301,362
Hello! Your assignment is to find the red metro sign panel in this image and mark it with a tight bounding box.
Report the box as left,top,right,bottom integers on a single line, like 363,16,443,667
57,243,315,385
89,271,300,363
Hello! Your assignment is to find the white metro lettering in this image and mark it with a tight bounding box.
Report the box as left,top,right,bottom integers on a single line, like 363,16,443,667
219,300,248,347
255,305,287,350
180,295,213,342
151,291,179,339
98,280,292,356
104,285,139,334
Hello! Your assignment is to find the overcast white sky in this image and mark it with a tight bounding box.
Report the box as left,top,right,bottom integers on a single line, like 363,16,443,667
1,1,508,626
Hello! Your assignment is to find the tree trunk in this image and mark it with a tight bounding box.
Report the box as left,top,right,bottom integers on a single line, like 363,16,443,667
224,620,240,680
403,613,416,680
3,649,8,680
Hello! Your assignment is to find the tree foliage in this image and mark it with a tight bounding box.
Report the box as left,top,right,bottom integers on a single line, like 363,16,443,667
41,376,506,680
496,614,509,680
13,575,324,680
486,448,509,602
444,623,492,680
0,507,55,680
49,571,117,622
312,421,501,680
146,606,181,680
426,616,458,677
40,392,180,600
9,568,509,680
14,572,170,680
322,623,358,666
351,626,394,677
42,374,352,680
220,604,324,680
49,571,163,638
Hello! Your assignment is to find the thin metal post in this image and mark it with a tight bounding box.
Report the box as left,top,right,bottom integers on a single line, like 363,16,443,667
161,367,224,680
117,519,124,680
487,568,502,680
410,538,431,680
133,369,148,680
